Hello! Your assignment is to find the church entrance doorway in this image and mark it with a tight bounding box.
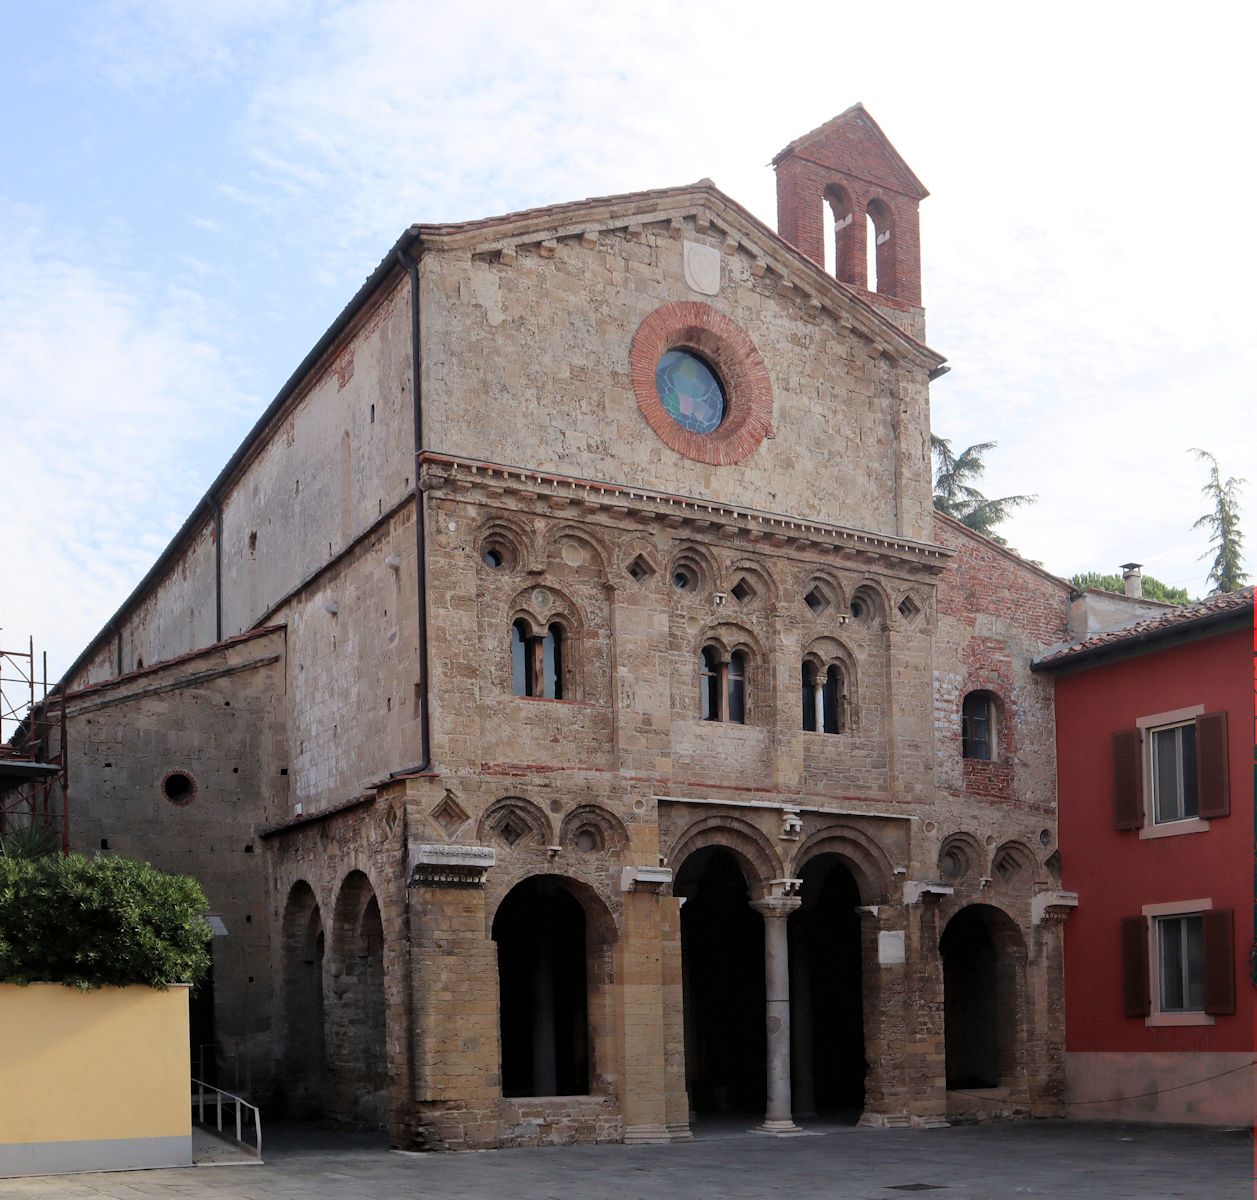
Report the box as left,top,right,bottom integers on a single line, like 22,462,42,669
790,853,865,1121
940,904,1023,1090
676,846,766,1119
493,876,592,1097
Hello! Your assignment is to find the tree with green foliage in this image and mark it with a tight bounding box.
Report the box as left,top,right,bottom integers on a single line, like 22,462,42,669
931,435,1036,545
0,853,212,989
1068,572,1193,605
1191,449,1249,594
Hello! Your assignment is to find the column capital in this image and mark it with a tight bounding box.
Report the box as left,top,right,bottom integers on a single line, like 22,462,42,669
749,896,801,919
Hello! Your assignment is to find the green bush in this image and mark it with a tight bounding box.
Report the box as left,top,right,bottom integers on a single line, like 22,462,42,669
0,853,212,989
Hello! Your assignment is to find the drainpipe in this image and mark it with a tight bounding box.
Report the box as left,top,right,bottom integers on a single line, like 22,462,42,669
393,244,431,778
207,495,224,642
393,244,429,1148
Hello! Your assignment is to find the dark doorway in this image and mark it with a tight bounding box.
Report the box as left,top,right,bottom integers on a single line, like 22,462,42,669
282,881,326,1115
791,854,865,1120
676,846,765,1116
330,873,388,1126
940,906,1004,1089
493,877,590,1097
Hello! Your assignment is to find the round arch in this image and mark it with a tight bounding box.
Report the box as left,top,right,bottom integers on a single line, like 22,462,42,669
792,824,894,904
669,813,783,895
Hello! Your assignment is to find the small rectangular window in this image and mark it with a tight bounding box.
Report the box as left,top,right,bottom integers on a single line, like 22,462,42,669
1156,914,1205,1012
1150,722,1198,823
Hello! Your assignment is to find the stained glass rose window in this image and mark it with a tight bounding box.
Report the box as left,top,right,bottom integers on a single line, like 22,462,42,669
654,349,726,435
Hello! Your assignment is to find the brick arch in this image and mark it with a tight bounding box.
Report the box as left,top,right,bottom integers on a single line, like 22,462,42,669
723,557,779,606
668,814,783,895
629,301,773,465
475,514,534,573
669,542,720,595
791,823,894,904
559,804,629,854
937,830,985,886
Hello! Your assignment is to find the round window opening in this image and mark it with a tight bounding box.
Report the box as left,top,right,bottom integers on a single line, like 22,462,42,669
655,349,725,435
162,770,196,806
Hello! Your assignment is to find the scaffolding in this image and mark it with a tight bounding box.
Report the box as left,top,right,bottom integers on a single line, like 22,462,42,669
0,634,68,852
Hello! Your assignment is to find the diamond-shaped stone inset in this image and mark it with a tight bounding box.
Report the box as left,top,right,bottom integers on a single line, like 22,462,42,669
993,849,1021,883
626,555,654,585
898,595,921,621
497,816,525,846
431,793,469,837
731,577,755,604
804,587,829,615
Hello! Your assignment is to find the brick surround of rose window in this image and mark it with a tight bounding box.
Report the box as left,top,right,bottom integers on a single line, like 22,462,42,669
628,301,774,465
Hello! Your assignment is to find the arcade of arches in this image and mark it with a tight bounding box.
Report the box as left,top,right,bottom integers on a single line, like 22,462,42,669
272,813,1057,1147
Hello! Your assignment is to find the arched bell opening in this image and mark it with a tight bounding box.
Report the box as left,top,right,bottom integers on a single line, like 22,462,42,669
940,904,1025,1091
675,845,766,1119
789,853,865,1123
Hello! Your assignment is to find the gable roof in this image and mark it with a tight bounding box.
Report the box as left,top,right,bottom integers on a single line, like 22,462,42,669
407,178,944,368
771,103,929,200
1032,586,1254,672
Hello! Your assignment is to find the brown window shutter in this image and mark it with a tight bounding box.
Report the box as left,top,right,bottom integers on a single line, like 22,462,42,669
1111,729,1144,830
1202,909,1235,1015
1121,915,1150,1017
1195,712,1230,819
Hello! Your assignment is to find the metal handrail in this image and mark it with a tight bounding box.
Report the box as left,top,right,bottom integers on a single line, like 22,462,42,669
191,1077,262,1158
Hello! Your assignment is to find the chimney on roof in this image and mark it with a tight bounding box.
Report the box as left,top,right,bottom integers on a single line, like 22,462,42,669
1120,563,1143,599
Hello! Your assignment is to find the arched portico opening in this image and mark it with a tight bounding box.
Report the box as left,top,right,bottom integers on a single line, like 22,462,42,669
940,904,1025,1090
329,871,387,1127
281,881,326,1115
492,875,614,1098
790,853,865,1121
675,846,766,1118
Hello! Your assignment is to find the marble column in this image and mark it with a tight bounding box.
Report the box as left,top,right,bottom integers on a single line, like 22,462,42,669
750,897,802,1133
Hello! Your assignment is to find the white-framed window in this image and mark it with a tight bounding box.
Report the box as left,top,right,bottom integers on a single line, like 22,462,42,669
1148,720,1198,824
1154,912,1205,1013
1125,899,1234,1027
1114,704,1232,841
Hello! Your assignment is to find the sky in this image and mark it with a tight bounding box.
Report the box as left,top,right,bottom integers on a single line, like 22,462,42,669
2,0,1254,704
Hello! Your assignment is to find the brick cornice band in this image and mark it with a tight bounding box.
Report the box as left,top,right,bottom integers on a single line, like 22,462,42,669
629,301,773,465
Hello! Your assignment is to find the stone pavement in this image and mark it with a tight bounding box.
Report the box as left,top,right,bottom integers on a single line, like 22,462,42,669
0,1120,1250,1200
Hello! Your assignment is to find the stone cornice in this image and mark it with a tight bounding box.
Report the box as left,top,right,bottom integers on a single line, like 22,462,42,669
414,185,944,371
420,453,953,577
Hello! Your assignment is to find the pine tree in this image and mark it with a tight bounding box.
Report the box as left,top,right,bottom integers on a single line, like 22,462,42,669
931,435,1035,546
1190,449,1249,594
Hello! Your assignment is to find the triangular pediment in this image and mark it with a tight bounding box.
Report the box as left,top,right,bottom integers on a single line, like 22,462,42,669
410,180,942,368
772,103,928,200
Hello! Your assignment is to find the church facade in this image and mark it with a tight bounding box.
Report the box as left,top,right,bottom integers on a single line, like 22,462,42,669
48,107,1077,1148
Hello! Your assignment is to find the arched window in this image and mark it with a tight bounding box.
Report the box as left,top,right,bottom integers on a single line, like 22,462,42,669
512,619,565,699
700,646,720,722
700,645,748,724
728,651,747,724
542,624,563,701
802,661,819,731
511,621,530,696
962,691,997,760
802,660,843,734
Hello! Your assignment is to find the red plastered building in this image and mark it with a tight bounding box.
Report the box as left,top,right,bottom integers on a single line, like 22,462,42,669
1034,586,1254,1124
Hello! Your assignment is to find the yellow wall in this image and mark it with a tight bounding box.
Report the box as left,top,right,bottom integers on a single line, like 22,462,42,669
0,983,190,1146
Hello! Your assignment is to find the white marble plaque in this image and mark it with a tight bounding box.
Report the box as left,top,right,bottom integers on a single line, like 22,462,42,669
683,240,721,296
878,930,906,965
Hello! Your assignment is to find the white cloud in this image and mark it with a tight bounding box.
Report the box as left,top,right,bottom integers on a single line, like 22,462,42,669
0,207,256,693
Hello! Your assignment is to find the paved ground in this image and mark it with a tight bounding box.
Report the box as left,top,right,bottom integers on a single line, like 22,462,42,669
1,1120,1250,1199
